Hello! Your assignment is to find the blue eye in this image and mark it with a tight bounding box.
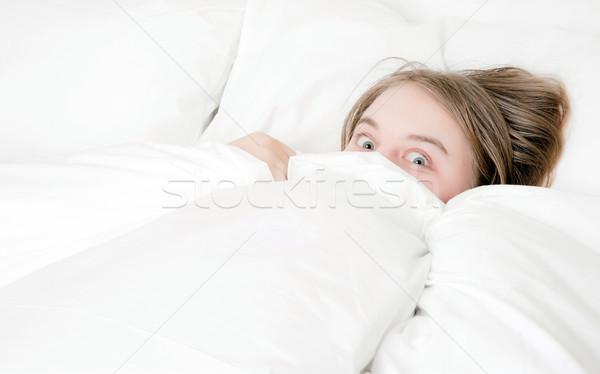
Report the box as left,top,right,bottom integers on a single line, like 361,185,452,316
357,135,376,150
405,151,429,166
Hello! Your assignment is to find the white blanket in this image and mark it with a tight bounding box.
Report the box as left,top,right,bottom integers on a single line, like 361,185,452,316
1,145,599,373
371,186,600,373
0,142,272,288
0,148,437,373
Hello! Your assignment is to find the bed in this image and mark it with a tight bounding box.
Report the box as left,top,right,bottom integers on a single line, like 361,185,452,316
1,0,599,373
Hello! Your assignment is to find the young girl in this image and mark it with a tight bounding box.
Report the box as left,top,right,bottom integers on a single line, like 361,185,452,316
229,63,570,203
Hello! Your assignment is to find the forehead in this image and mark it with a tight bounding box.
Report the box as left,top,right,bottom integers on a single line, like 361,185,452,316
361,82,459,135
365,82,441,116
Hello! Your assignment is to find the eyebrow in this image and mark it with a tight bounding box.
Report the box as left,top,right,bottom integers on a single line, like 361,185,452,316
357,117,378,129
408,134,448,156
357,116,448,156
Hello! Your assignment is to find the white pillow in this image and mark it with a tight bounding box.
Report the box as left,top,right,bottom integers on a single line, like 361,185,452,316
376,0,600,34
439,22,600,196
0,0,245,161
199,0,445,153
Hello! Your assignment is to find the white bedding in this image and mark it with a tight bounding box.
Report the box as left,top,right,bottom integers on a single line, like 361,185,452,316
1,0,600,372
0,142,272,288
0,0,245,161
1,146,599,373
0,150,437,373
371,186,600,373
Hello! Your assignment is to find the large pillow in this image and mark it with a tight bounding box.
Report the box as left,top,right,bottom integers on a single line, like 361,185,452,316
376,0,600,34
0,0,245,161
199,0,445,153
439,21,600,196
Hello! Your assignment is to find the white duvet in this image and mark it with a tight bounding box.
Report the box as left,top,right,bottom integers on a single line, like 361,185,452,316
0,145,436,372
0,144,599,373
371,186,600,374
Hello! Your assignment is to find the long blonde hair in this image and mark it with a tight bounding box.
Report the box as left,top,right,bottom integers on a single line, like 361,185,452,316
341,63,570,187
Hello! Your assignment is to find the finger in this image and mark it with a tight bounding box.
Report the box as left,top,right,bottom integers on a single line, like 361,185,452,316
271,153,290,181
266,144,293,180
268,162,286,182
260,134,295,158
273,152,292,181
253,145,290,181
228,133,253,147
277,140,296,158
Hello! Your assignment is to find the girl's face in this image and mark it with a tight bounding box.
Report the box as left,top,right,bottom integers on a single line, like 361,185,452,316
344,82,474,203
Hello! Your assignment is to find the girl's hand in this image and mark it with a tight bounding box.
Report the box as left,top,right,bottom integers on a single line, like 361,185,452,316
228,132,296,181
